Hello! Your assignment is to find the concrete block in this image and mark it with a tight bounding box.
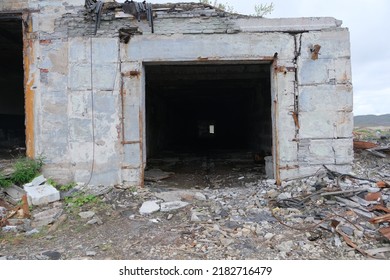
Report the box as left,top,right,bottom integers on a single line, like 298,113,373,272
69,141,93,162
94,91,118,114
307,139,335,164
333,138,353,164
69,37,91,63
92,64,118,90
299,85,353,113
297,58,332,85
69,91,92,118
124,144,141,166
335,111,354,138
121,168,141,186
92,38,119,64
24,184,60,206
299,111,336,138
123,105,140,141
68,63,91,91
300,28,350,60
68,118,93,142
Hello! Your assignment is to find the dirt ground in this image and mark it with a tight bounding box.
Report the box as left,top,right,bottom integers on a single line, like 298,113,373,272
1,149,390,260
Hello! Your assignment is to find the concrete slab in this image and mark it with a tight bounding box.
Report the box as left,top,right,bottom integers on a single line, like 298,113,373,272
32,207,63,228
4,185,26,200
24,184,60,206
139,200,160,215
160,201,190,212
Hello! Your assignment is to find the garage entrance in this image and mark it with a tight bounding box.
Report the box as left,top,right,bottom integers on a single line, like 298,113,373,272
0,16,25,158
144,62,272,186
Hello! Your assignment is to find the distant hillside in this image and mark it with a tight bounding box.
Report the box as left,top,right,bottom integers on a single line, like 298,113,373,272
354,114,390,127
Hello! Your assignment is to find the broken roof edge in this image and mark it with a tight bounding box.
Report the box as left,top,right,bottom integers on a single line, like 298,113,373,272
235,17,343,33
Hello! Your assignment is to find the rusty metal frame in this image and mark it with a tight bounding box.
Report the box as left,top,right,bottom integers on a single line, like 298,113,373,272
22,11,35,158
271,58,281,185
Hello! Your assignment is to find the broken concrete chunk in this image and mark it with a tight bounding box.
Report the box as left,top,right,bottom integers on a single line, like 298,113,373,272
87,216,103,225
32,207,63,228
24,183,60,206
160,201,189,212
31,175,47,186
139,200,160,215
79,211,95,219
195,192,207,201
4,185,26,200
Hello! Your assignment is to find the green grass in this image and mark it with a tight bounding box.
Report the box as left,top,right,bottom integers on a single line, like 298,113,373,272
10,157,43,185
0,157,43,188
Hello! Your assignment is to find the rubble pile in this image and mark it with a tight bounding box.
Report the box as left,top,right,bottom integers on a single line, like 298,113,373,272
1,149,389,259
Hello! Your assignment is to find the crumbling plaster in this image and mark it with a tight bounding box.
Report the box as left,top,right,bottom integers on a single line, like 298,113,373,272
1,0,353,185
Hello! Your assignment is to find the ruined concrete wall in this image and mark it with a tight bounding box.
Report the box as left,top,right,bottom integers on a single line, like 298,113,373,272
0,0,29,11
4,1,353,185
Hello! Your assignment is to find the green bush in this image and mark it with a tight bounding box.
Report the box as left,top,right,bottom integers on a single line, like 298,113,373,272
10,157,43,185
0,173,12,188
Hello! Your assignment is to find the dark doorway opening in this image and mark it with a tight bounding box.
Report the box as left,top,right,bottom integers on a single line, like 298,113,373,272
0,16,25,158
145,63,272,188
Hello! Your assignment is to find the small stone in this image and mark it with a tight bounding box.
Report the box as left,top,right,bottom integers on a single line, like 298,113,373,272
266,189,278,199
220,237,234,247
266,179,276,185
0,207,7,219
139,200,160,215
42,251,61,260
87,216,103,225
79,211,95,219
264,233,274,240
340,225,354,236
277,192,292,200
191,212,201,222
160,201,189,212
276,240,294,252
347,251,355,257
195,192,207,201
2,226,18,233
25,228,40,236
0,256,7,260
242,228,251,236
86,251,96,256
167,214,173,220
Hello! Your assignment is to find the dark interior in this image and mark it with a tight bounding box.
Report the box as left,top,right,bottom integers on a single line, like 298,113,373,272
0,16,25,156
145,63,272,161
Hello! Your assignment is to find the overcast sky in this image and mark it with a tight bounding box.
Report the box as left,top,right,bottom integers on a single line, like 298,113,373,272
118,0,389,116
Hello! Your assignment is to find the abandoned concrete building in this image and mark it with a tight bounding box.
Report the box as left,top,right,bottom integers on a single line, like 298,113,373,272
0,1,353,187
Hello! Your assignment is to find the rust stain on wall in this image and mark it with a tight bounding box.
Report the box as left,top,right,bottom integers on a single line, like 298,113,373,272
23,13,35,158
